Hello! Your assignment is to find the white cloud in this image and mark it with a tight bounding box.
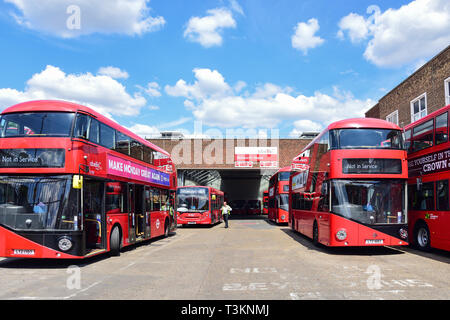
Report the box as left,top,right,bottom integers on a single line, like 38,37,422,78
291,18,325,55
126,123,161,138
0,65,146,118
145,82,162,97
98,66,129,79
5,0,165,38
289,119,323,138
338,0,450,67
165,68,233,100
183,8,236,47
228,0,244,16
165,68,375,129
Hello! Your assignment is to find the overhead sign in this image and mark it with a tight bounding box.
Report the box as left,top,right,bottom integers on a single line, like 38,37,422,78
107,154,170,186
234,147,278,168
0,148,65,168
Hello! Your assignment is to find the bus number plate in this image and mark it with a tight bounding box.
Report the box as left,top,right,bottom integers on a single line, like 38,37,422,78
188,222,196,224
365,239,383,245
13,249,35,255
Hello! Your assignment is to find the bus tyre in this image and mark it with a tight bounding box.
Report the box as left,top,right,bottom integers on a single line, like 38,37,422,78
414,222,431,251
164,219,170,238
110,226,121,257
312,222,319,247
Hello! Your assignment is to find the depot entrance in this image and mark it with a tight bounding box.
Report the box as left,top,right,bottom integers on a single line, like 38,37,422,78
178,169,275,216
147,136,314,216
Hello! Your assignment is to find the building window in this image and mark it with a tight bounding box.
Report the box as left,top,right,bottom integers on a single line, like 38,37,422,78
410,93,427,123
386,110,399,125
445,77,450,106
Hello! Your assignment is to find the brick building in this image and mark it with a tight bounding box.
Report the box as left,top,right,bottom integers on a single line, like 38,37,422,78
365,45,450,127
147,137,312,203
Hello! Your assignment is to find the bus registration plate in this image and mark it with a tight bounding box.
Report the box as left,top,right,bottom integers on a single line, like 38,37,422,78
188,222,196,224
13,249,35,255
365,239,383,245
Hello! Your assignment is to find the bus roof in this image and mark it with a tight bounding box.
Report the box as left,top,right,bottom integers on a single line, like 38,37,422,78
404,104,450,131
327,117,401,130
2,100,171,157
293,117,401,161
275,166,291,174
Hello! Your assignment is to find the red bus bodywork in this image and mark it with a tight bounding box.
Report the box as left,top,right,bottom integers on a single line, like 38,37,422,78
268,166,291,224
404,104,450,251
177,186,224,225
262,191,268,215
246,200,261,215
0,100,177,259
289,118,409,247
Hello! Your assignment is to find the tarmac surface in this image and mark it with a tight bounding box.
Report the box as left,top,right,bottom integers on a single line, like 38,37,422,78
0,216,449,300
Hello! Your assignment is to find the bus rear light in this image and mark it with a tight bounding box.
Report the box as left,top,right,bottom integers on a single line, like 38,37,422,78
336,229,347,241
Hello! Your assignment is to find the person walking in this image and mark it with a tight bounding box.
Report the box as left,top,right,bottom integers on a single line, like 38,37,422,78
221,201,232,228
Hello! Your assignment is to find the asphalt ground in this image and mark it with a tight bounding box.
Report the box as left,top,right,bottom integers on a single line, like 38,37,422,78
0,215,449,302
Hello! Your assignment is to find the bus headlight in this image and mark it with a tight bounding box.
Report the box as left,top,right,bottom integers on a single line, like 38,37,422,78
58,236,73,252
336,229,347,241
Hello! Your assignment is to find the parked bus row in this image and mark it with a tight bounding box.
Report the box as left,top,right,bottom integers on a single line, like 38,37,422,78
0,100,449,260
0,100,177,259
266,107,450,252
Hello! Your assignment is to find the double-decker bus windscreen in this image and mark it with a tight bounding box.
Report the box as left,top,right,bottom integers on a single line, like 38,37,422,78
177,188,209,212
331,179,406,225
0,112,75,137
279,171,290,181
332,129,404,150
0,175,78,230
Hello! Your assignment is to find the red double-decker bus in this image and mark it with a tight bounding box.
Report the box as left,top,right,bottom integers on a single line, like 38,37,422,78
404,104,450,251
268,166,291,224
177,186,224,225
0,100,177,259
289,118,409,247
262,190,269,215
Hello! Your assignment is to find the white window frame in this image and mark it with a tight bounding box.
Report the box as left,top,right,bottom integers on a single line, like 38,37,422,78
445,76,450,106
386,110,399,125
410,92,427,123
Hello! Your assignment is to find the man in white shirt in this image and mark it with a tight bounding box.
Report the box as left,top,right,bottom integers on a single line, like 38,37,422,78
221,201,232,228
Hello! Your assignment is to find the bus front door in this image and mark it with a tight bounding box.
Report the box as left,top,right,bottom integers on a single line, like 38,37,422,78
83,179,106,252
128,184,136,244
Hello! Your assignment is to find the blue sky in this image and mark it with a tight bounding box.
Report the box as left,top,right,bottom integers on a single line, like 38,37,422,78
0,0,449,138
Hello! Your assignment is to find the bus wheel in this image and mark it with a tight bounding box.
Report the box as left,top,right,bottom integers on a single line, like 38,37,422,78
110,226,121,257
312,222,319,247
164,219,170,237
414,222,431,251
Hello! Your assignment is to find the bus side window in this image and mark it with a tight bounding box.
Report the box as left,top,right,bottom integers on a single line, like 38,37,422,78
115,131,130,156
89,118,100,144
436,180,449,211
152,188,161,211
100,123,115,149
73,113,90,139
435,112,448,145
318,180,329,212
412,119,434,152
404,129,411,153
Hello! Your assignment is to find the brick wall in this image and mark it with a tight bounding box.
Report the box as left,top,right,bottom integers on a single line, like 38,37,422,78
147,138,311,169
365,45,450,128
